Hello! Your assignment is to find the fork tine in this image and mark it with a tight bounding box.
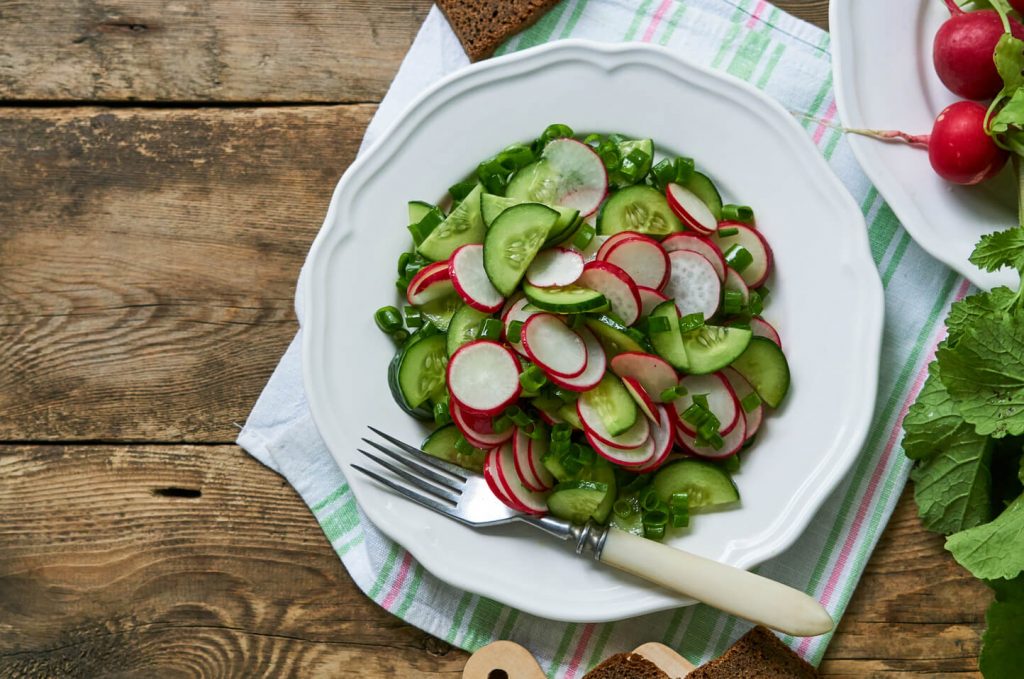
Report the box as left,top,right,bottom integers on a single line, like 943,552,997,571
357,449,461,505
367,426,470,480
351,465,463,520
361,438,465,493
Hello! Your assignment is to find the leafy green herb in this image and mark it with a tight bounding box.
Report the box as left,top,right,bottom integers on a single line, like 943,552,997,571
946,495,1024,580
980,576,1024,679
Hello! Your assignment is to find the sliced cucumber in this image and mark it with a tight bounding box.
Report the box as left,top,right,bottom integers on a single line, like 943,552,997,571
506,160,560,204
652,459,740,509
648,300,689,371
422,423,486,473
418,292,462,332
558,401,583,429
589,458,617,523
542,451,574,483
729,336,790,408
597,185,682,237
681,325,752,375
547,481,609,524
480,193,580,243
408,200,436,226
584,315,651,358
580,373,637,436
446,304,490,356
522,283,607,313
483,203,559,296
394,332,448,410
417,184,486,261
388,349,432,420
683,172,723,220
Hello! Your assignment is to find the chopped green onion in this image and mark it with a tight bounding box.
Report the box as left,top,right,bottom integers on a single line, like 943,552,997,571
613,498,636,518
697,415,721,441
568,314,585,330
625,328,649,345
644,509,669,525
720,454,741,473
622,473,652,493
681,402,707,426
520,364,548,392
723,290,744,315
553,388,578,404
723,244,753,273
407,220,428,246
479,317,503,341
374,305,403,334
640,487,661,512
449,179,478,201
721,204,754,223
396,251,412,277
493,414,513,433
407,209,444,246
697,431,724,450
717,227,739,237
550,438,570,457
650,156,695,190
660,385,687,401
741,392,762,413
391,329,410,344
506,320,523,344
561,456,583,476
759,286,771,299
645,315,672,334
643,523,666,540
669,493,690,528
583,133,602,145
691,393,709,410
551,422,572,441
679,312,705,334
455,436,475,456
669,492,689,512
571,444,595,466
534,123,574,151
572,224,596,250
746,290,764,316
404,306,424,329
403,260,425,281
433,401,450,425
524,422,547,440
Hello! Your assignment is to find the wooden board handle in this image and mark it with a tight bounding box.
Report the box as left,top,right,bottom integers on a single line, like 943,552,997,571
462,641,546,679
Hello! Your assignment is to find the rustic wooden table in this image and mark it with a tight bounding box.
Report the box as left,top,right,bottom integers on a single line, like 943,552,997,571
0,1,991,677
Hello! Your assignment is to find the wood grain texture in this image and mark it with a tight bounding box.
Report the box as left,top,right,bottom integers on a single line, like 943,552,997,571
0,444,986,677
0,106,373,441
0,1,433,103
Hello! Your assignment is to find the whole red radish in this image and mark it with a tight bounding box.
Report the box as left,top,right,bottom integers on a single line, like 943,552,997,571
933,1,1024,100
928,101,1008,185
1013,0,1024,15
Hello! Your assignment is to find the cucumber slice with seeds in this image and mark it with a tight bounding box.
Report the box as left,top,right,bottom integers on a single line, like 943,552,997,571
480,193,580,244
417,184,486,261
408,200,436,226
395,333,448,409
547,481,610,524
579,373,637,436
680,325,752,375
584,315,651,357
422,423,487,473
484,203,560,296
597,185,682,237
652,459,739,509
446,304,490,356
648,300,689,371
523,283,607,313
729,336,790,408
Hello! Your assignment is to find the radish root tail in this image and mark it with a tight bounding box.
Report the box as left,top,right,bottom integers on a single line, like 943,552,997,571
792,111,930,148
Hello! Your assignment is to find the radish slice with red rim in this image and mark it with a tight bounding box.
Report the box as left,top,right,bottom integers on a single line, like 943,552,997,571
577,399,651,449
665,183,717,234
722,367,763,440
406,261,454,306
712,222,773,288
595,231,640,261
587,431,656,468
661,233,726,282
494,442,549,514
502,297,542,357
451,399,514,448
578,260,641,326
610,352,679,403
663,250,721,320
525,247,585,288
600,234,670,290
723,267,750,306
447,341,521,415
513,427,551,492
522,313,588,378
622,376,659,422
483,448,523,511
750,317,781,346
636,286,670,318
542,138,608,217
678,411,747,459
546,327,607,392
631,405,676,473
673,372,739,436
450,243,505,312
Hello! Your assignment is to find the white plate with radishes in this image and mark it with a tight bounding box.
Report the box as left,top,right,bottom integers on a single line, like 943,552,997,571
301,41,884,622
831,0,1021,290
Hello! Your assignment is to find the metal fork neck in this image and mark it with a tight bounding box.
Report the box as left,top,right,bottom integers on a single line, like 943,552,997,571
520,515,608,560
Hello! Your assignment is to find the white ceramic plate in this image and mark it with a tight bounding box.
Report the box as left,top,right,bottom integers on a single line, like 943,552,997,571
302,41,884,622
831,0,1018,290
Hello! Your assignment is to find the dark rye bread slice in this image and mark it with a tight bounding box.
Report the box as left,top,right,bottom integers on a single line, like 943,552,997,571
437,0,563,61
583,652,671,679
687,626,819,679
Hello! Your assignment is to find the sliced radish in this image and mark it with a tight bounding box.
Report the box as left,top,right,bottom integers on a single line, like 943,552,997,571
662,233,726,283
525,247,585,288
450,244,504,313
406,261,453,306
494,442,549,514
545,327,607,392
536,408,563,426
577,399,651,449
722,367,763,440
502,297,542,357
637,286,670,318
678,412,747,459
588,432,656,468
521,313,587,378
527,429,555,489
673,373,739,436
513,428,552,492
447,341,521,415
542,138,608,217
622,376,659,422
610,352,679,403
596,231,641,261
578,261,641,326
483,448,523,511
631,405,676,473
666,183,717,234
750,317,781,346
663,250,721,320
600,234,670,290
723,267,750,306
451,399,514,448
712,222,773,288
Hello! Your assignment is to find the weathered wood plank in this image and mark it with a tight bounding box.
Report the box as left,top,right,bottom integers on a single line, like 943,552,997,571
0,444,985,676
0,0,827,103
0,1,433,103
0,106,375,441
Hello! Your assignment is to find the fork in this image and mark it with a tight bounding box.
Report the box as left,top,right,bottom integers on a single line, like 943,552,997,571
354,427,834,637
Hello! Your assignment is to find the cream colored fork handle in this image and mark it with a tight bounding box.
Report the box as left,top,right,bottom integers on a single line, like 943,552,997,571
600,528,834,637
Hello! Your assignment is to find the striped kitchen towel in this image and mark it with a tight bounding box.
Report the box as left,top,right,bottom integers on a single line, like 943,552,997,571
238,1,963,675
